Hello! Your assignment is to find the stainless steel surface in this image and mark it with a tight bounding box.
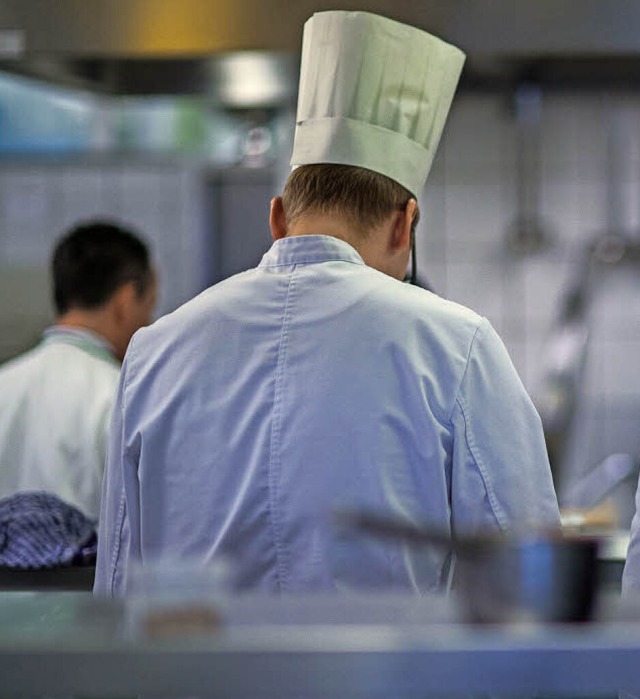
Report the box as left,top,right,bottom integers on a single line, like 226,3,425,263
2,592,640,697
4,1,640,94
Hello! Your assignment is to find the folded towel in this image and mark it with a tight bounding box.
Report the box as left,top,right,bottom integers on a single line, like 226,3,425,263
0,491,97,569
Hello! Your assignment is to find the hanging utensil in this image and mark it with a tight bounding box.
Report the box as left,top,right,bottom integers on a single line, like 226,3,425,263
505,82,554,256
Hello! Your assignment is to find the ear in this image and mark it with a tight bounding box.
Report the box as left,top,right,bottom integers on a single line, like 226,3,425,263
110,281,137,322
389,198,417,252
269,196,288,240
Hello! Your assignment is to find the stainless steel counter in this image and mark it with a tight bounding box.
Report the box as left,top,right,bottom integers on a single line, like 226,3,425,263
1,591,640,697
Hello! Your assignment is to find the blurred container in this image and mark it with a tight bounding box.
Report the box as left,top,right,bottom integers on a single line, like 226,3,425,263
453,533,599,624
125,557,231,639
337,509,601,624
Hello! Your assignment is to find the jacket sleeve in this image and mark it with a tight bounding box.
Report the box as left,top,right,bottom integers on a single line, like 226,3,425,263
449,318,560,534
93,351,138,597
622,475,640,594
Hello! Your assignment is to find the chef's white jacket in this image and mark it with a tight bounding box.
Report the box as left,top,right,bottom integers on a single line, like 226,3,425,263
623,477,640,594
0,327,120,520
95,235,559,596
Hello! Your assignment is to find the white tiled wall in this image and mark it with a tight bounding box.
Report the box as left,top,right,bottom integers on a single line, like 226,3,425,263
419,90,640,518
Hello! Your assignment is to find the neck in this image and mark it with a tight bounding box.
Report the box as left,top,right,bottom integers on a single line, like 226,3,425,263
287,214,386,269
286,214,405,279
55,310,119,360
287,214,364,248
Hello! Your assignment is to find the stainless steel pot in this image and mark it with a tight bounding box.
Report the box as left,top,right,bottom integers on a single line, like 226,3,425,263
336,510,600,624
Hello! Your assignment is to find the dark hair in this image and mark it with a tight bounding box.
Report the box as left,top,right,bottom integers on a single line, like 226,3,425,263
282,164,420,236
52,220,152,315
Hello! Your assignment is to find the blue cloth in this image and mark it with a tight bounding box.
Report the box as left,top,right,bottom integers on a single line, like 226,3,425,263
95,235,559,596
0,491,97,569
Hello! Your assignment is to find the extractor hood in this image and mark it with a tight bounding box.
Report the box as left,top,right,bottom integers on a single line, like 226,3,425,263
3,0,640,99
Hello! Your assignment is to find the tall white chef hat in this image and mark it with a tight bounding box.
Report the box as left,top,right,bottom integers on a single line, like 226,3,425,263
290,11,466,197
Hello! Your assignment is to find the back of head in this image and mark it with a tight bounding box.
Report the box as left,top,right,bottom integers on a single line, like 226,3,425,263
52,220,152,316
282,164,420,237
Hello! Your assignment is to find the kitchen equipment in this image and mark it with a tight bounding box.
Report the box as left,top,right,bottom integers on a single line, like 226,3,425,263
534,259,591,483
560,499,619,530
537,103,640,493
335,509,600,624
124,557,230,639
563,453,640,518
505,82,554,256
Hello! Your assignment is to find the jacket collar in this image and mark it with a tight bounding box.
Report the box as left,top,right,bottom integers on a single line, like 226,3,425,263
41,326,119,366
259,235,365,269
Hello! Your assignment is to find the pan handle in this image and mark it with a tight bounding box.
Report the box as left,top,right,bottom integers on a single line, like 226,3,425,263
333,509,503,553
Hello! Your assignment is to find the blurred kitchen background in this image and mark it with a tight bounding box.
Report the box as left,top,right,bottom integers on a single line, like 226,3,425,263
1,0,640,524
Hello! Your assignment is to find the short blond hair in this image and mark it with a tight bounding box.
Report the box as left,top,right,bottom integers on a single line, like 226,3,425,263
282,164,420,237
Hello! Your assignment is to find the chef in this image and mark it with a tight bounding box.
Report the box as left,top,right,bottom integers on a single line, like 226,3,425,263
94,11,559,596
622,479,640,593
0,221,157,521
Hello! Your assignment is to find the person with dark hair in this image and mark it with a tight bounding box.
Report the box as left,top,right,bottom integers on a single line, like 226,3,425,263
0,220,157,520
95,12,558,597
